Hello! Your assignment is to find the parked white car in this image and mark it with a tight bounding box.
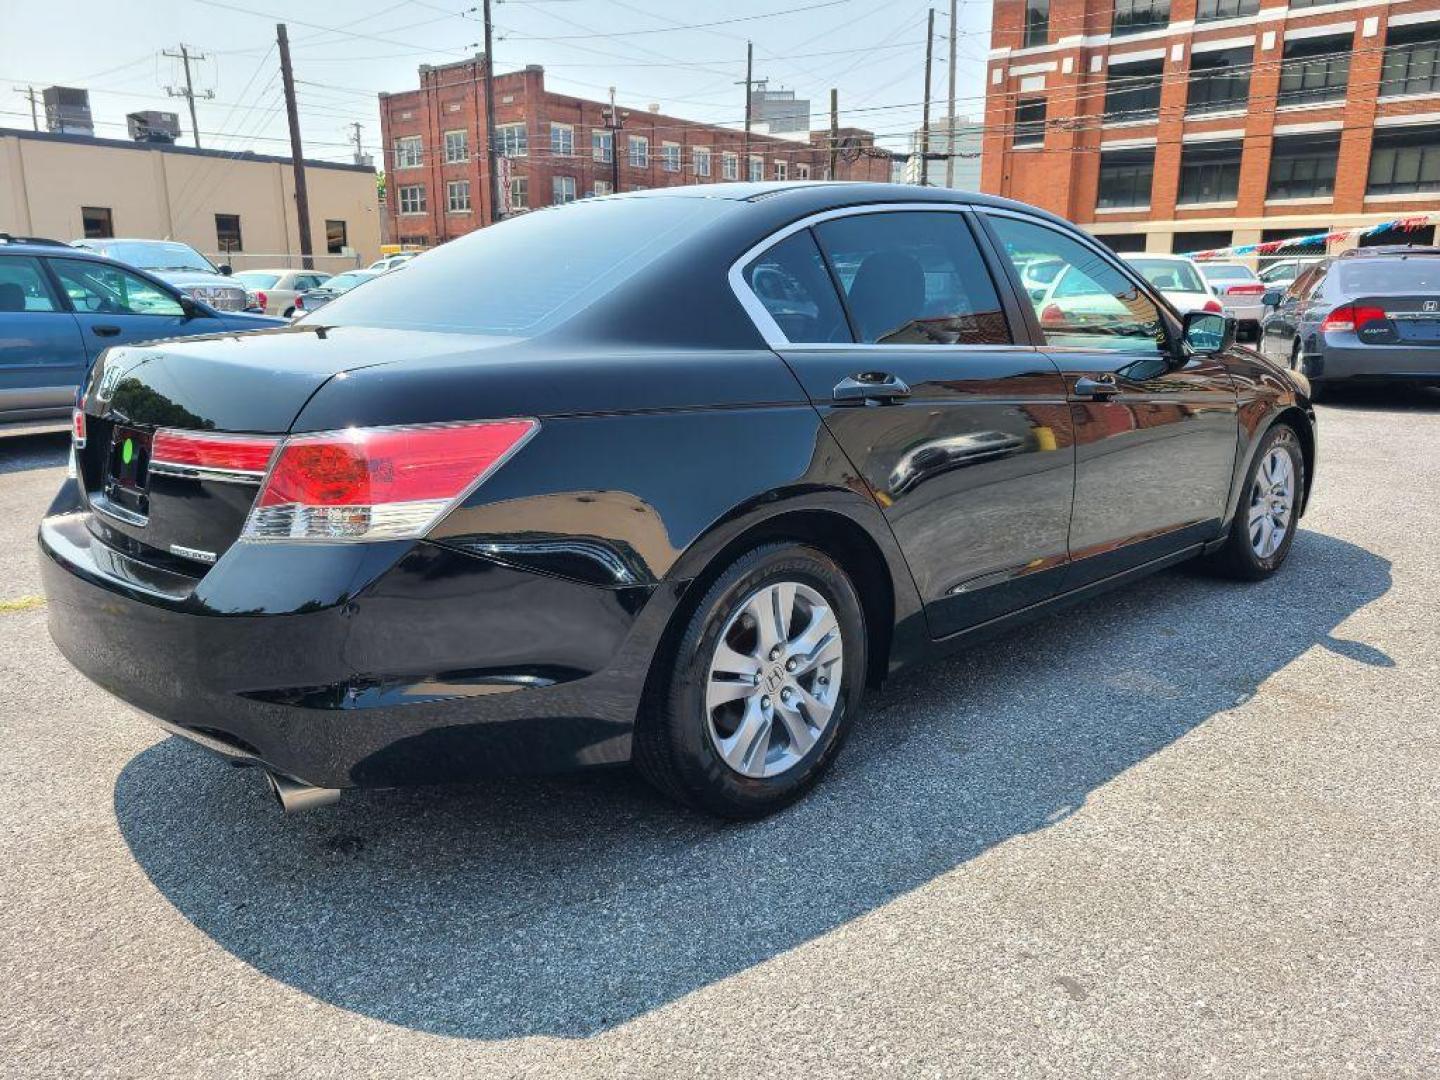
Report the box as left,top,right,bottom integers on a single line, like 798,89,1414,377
366,252,419,272
1125,255,1223,317
231,268,332,317
1197,262,1268,340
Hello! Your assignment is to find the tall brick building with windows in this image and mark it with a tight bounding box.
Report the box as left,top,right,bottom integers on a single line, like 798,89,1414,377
378,58,892,246
981,0,1440,255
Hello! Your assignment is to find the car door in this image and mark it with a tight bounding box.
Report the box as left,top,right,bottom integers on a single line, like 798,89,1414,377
735,207,1075,639
979,211,1240,587
1259,263,1325,365
45,257,211,360
0,254,88,420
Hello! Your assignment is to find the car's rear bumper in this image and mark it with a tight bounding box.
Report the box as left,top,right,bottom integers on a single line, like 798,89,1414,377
39,510,664,790
1310,340,1440,385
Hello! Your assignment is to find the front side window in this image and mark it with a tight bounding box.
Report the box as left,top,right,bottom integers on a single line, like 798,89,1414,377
661,143,681,173
1113,0,1169,36
1097,148,1155,208
443,129,468,163
394,135,422,168
592,130,613,163
50,258,184,317
1188,47,1253,114
1267,134,1339,200
629,135,649,168
497,123,528,158
1178,140,1243,203
446,179,472,213
1278,35,1351,106
0,255,60,312
1014,99,1046,147
742,230,850,344
214,213,242,253
81,206,113,239
551,124,574,157
1367,125,1440,196
695,147,712,177
1381,23,1440,97
987,214,1166,354
1104,59,1163,122
398,184,426,214
722,152,739,180
553,175,577,204
813,211,1011,345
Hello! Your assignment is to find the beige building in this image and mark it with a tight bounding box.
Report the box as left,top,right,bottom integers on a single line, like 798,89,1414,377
0,127,380,270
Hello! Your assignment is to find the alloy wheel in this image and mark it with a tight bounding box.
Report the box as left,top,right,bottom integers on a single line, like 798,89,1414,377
1248,447,1295,558
704,580,844,778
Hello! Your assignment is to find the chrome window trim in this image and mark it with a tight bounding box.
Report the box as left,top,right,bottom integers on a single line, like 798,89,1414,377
727,201,1045,353
148,462,265,485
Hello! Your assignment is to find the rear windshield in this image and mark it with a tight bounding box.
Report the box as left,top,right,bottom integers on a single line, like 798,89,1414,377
326,272,373,292
1130,259,1206,293
1201,264,1255,281
317,196,736,336
1338,259,1440,294
234,272,281,288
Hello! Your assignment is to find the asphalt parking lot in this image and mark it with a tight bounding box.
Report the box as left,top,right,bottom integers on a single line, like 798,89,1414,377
2,391,1438,1078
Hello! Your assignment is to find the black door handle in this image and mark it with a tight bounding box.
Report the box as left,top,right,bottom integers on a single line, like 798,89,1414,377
1074,374,1120,399
833,372,911,405
92,325,121,337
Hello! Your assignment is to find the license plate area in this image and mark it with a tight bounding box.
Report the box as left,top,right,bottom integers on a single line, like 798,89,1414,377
102,425,153,523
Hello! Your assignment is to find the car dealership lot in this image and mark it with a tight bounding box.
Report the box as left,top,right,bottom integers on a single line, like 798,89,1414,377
2,393,1438,1078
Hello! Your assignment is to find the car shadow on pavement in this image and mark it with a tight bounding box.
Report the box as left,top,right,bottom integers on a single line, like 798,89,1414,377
113,529,1392,1041
0,432,69,475
1316,385,1440,412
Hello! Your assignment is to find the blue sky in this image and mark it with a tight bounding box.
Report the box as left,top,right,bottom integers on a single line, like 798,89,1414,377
0,0,995,164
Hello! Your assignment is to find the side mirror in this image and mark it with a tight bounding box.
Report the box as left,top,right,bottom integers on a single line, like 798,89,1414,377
218,263,233,276
1262,289,1283,308
179,294,204,320
1029,287,1045,303
1182,310,1235,356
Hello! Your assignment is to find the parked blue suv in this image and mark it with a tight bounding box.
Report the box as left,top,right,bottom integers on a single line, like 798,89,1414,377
0,235,284,432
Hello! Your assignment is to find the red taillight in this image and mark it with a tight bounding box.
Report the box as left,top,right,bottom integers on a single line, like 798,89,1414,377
151,429,281,476
1040,303,1065,325
256,291,268,309
294,294,305,310
244,419,538,542
1226,283,1265,296
1203,298,1224,313
1321,305,1387,333
71,408,86,448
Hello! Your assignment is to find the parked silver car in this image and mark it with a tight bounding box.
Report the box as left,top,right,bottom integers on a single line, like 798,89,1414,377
69,238,258,312
232,268,333,317
1198,262,1267,339
291,268,383,317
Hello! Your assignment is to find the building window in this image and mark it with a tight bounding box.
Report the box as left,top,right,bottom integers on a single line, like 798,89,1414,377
552,175,577,204
1104,58,1164,122
81,206,113,239
1380,23,1440,98
660,142,681,173
1187,46,1253,114
509,176,528,210
1278,35,1351,106
325,220,347,255
1014,98,1046,147
593,179,613,196
497,123,527,158
774,161,788,180
1172,229,1233,254
748,155,764,181
1196,0,1258,21
593,130,613,162
446,179,472,213
443,129,468,163
1024,0,1049,47
1097,148,1154,207
1099,233,1148,253
395,135,422,168
551,123,574,156
629,135,649,167
398,184,427,214
1367,125,1440,196
722,152,739,180
1266,134,1339,200
694,147,712,177
1177,140,1243,203
215,213,242,253
796,162,810,179
1112,0,1169,36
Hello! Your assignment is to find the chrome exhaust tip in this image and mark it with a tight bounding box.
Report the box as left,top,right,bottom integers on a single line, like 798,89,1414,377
264,771,342,814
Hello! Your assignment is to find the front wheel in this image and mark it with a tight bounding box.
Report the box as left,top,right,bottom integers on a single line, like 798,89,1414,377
635,542,867,818
1200,424,1305,581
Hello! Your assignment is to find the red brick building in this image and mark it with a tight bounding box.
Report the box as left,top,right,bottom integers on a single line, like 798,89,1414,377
378,58,893,246
981,0,1440,256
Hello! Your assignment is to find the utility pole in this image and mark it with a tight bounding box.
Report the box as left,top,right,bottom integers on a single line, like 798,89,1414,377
12,86,40,130
163,44,214,149
605,86,622,194
945,0,958,188
481,0,502,225
829,88,839,180
349,121,365,165
919,8,935,187
743,41,753,174
276,24,314,270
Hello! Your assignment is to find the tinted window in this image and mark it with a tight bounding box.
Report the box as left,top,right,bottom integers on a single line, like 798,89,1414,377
85,241,215,274
1200,264,1255,281
813,212,1010,346
988,215,1166,354
1337,259,1440,294
326,272,373,292
0,256,60,312
743,231,849,344
1130,258,1206,293
49,259,184,317
316,197,734,336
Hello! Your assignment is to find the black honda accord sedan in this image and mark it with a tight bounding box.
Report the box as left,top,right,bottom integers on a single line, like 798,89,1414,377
39,183,1316,818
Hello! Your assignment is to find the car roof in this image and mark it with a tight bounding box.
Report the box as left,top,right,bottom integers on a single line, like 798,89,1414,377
235,267,325,275
0,238,112,262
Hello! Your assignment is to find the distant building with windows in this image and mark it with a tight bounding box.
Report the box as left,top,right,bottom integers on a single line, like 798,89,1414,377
905,119,985,190
981,0,1440,255
377,57,892,246
750,82,812,135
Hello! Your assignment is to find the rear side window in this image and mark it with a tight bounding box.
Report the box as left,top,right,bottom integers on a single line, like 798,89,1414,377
812,211,1010,345
742,230,849,344
1338,259,1440,294
0,256,60,312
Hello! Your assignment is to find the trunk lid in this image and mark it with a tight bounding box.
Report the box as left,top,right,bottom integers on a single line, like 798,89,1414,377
1351,295,1440,346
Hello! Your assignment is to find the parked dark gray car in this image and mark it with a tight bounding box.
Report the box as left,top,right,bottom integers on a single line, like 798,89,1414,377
1259,247,1440,399
291,268,382,317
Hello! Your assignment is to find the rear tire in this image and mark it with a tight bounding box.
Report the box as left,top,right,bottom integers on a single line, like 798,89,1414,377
634,542,867,818
1200,423,1305,581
